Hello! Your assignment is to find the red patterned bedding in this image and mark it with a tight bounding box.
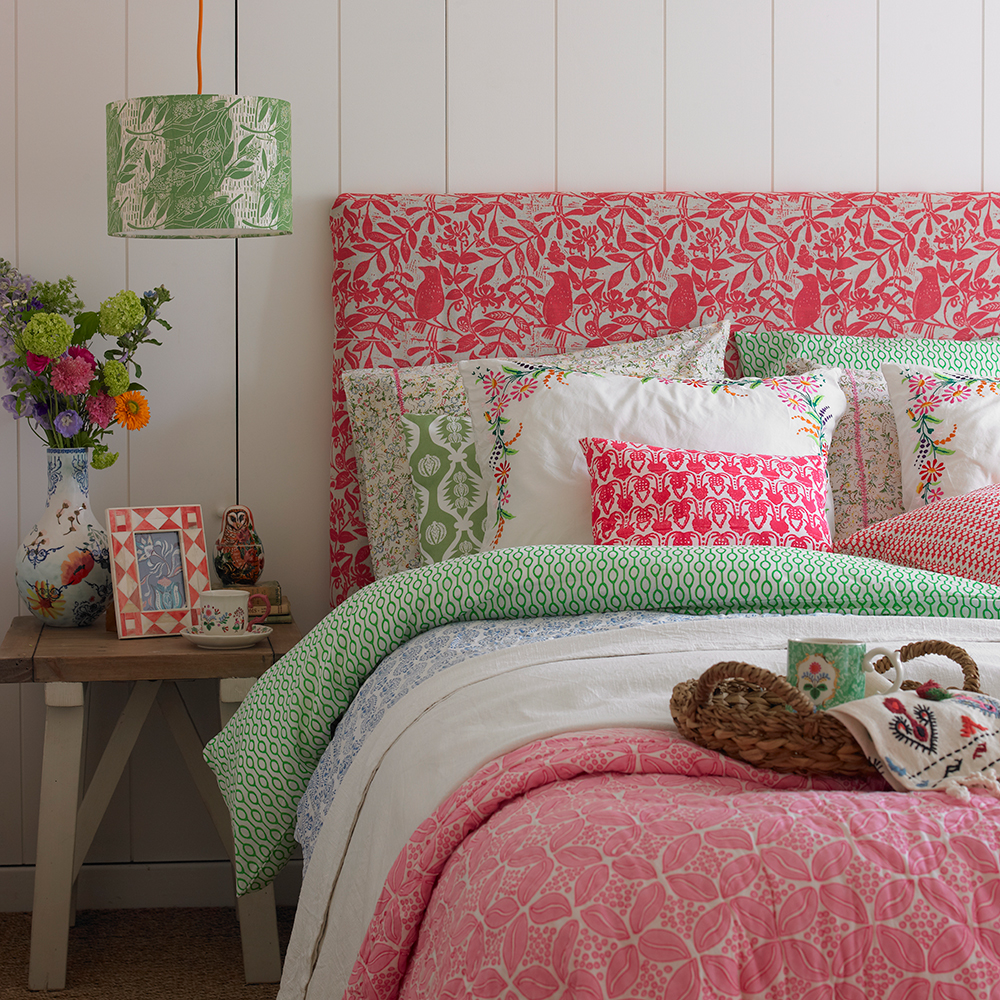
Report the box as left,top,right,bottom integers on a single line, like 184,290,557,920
349,729,1000,1000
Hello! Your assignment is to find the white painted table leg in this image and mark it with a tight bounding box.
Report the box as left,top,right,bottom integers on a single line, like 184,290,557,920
219,676,282,984
28,682,85,991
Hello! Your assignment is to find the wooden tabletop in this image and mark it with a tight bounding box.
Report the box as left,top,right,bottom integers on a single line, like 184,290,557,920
0,616,304,684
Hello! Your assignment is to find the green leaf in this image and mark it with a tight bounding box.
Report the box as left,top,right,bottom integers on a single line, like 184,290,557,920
128,382,146,392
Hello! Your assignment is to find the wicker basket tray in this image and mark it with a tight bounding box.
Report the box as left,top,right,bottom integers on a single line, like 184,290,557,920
669,640,980,777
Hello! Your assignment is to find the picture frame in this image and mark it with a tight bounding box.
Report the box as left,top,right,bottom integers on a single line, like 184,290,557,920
106,505,211,639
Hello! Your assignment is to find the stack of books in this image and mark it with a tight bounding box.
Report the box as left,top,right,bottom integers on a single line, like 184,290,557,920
221,580,293,624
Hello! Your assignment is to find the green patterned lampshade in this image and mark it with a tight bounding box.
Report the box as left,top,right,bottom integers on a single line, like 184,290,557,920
106,94,292,237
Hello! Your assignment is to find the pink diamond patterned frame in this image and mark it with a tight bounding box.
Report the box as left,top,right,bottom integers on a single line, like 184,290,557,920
329,191,1000,606
107,505,211,639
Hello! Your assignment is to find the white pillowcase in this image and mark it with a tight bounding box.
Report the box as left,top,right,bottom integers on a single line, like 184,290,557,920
458,361,847,550
882,362,1000,510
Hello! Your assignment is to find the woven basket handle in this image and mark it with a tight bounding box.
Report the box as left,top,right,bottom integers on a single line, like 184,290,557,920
871,639,980,693
693,661,817,718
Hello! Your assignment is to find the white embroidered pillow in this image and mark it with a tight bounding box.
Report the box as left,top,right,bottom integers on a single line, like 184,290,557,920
458,361,846,550
882,363,1000,510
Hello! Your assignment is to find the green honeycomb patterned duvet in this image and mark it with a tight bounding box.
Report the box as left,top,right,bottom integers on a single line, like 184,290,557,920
203,544,1000,894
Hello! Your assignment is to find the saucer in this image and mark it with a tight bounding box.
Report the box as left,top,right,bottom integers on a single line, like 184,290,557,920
180,624,272,649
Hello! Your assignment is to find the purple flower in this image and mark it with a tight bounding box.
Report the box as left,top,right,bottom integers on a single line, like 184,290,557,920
2,394,19,416
52,408,83,437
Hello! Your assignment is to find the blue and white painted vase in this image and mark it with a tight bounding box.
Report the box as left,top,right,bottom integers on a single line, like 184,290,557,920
15,448,113,627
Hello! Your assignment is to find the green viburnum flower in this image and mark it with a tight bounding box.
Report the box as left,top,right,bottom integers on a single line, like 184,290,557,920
102,359,129,396
91,444,118,469
18,312,73,359
99,290,144,339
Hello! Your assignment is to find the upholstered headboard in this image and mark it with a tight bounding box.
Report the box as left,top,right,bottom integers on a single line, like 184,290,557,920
328,191,1000,605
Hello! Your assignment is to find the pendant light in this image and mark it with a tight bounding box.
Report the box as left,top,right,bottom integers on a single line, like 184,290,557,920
105,0,291,238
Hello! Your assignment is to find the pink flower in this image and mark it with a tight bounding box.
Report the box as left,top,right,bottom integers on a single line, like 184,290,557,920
940,383,971,403
67,345,97,368
50,355,95,395
85,391,117,429
908,372,938,395
25,352,50,374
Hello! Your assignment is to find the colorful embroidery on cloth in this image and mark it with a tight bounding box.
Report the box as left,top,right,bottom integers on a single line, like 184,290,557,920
830,689,1000,801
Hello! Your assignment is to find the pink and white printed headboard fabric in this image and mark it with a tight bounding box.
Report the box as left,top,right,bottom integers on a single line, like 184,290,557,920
329,192,1000,605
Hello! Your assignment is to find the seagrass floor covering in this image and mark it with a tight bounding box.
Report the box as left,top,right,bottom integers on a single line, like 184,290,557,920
0,907,296,998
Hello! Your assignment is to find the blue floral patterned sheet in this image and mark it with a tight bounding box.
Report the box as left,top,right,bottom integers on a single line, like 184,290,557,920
294,608,771,869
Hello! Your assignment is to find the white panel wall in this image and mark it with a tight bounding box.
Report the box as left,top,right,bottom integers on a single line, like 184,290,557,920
558,0,663,191
880,0,982,190
449,0,555,191
3,0,999,908
0,0,20,868
664,0,773,191
773,0,878,191
341,0,446,192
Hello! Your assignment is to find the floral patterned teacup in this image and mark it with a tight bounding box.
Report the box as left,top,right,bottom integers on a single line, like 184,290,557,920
788,639,905,710
196,589,270,634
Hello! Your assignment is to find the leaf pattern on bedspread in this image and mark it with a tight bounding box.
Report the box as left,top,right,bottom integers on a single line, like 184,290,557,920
329,191,1000,605
348,728,1000,1000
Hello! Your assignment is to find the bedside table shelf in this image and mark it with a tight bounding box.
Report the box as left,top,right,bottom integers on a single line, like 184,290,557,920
0,614,303,991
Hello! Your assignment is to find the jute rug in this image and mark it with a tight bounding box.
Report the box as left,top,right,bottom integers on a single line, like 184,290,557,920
0,907,296,998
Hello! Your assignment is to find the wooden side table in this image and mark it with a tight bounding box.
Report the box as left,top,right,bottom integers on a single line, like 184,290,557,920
0,614,303,991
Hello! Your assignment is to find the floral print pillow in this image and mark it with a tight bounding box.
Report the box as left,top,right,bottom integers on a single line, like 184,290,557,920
343,322,729,578
459,361,845,551
401,412,487,565
581,439,831,550
882,363,1000,510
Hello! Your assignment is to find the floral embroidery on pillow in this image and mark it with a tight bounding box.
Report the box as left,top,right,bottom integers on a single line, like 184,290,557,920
898,369,1000,503
581,439,832,550
882,363,1000,510
473,363,840,545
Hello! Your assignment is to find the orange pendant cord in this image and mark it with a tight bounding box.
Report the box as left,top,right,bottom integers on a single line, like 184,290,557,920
196,0,204,94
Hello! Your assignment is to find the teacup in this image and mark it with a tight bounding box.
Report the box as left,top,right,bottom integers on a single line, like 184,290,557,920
788,639,905,710
196,589,270,634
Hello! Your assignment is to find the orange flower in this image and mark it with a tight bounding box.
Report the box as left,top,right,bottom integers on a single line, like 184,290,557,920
115,390,150,430
25,581,65,620
61,550,95,587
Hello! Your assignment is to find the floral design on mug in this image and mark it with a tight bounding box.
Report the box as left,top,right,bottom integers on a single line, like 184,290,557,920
199,603,245,633
796,654,837,706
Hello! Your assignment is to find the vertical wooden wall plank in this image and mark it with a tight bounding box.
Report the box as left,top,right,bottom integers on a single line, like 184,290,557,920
773,0,878,190
557,0,663,191
124,0,239,866
879,0,982,190
341,0,446,192
236,0,338,635
15,0,128,872
0,0,21,866
448,0,555,192
664,0,772,191
984,0,1000,188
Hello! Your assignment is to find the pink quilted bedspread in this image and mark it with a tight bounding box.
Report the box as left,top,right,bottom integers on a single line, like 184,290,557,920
347,729,1000,1000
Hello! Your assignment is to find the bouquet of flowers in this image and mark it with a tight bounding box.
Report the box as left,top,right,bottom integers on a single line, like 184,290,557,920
0,258,171,468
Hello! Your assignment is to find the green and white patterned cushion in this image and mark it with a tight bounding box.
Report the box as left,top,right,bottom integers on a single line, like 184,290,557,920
203,544,1000,895
401,412,487,564
342,321,730,579
737,330,1000,379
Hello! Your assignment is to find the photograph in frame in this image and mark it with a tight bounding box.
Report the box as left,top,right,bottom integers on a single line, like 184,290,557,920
106,505,211,638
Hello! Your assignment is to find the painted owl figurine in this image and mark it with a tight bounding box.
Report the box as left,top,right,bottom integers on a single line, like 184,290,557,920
214,504,265,586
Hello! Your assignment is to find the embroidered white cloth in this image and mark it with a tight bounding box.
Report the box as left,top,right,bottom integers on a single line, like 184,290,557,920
829,689,1000,800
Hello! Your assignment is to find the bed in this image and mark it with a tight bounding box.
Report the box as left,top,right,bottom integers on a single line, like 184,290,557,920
206,191,1000,1000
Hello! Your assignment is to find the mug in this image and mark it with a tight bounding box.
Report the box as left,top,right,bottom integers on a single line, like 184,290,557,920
788,639,905,710
196,589,271,634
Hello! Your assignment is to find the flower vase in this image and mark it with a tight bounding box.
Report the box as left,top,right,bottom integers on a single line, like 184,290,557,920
15,448,113,627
